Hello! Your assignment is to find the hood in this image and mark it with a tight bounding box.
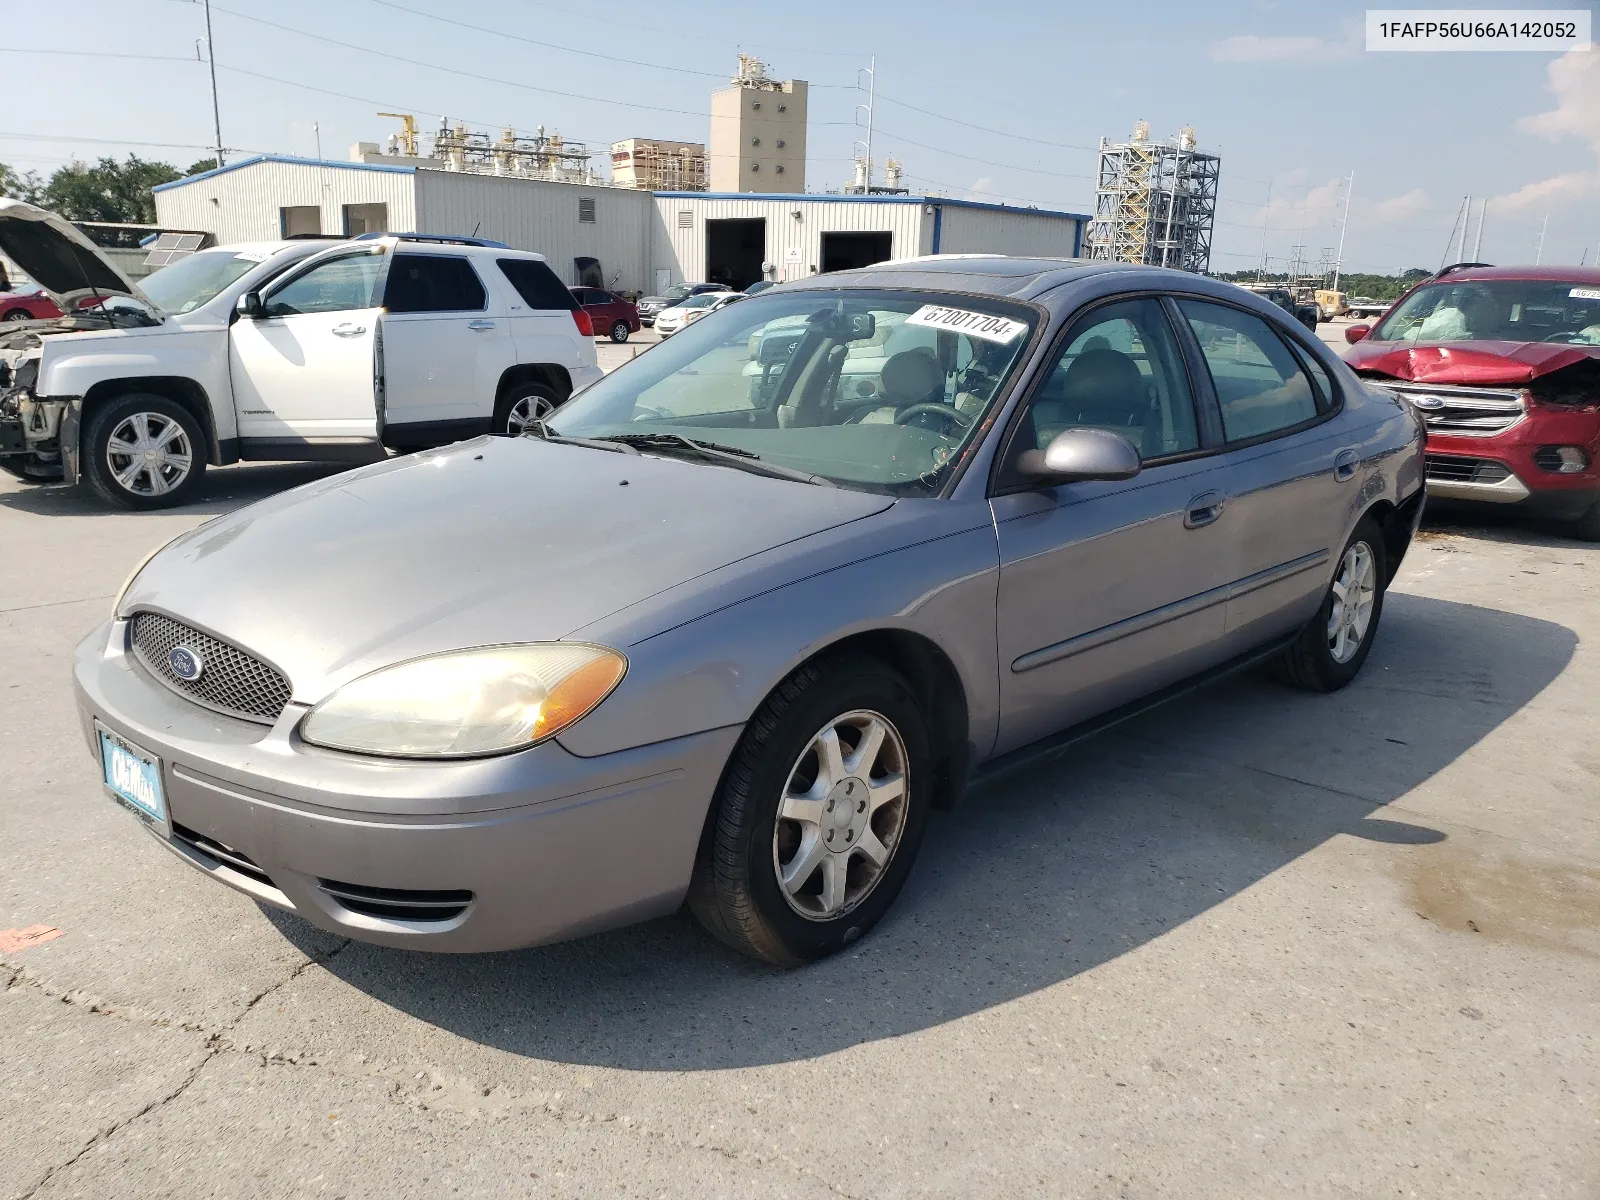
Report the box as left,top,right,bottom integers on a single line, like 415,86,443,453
0,199,150,312
122,436,894,701
1346,338,1599,386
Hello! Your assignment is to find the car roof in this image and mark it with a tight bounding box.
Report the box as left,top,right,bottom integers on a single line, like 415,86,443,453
776,255,1236,303
1431,265,1600,285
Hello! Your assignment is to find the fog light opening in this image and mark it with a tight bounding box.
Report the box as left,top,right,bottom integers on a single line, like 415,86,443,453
1534,445,1590,474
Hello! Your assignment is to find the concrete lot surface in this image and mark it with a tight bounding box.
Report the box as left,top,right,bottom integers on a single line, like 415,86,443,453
3,367,1598,1196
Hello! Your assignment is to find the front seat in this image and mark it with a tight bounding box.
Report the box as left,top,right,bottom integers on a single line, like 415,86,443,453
879,348,945,408
1033,348,1148,448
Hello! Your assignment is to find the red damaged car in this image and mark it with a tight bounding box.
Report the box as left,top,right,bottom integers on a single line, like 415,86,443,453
1344,265,1600,540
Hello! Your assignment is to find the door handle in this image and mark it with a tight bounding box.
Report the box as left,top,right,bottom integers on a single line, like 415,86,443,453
466,319,497,332
331,323,366,338
1334,448,1361,481
1184,490,1225,529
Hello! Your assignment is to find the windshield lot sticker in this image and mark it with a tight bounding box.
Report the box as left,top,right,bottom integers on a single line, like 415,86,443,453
1569,288,1600,301
233,251,270,263
905,305,1027,344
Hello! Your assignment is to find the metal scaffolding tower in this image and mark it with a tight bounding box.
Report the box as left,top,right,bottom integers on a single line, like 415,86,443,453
1085,123,1220,273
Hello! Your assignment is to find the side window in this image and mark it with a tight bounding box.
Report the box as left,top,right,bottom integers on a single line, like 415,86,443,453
1025,298,1200,459
1179,300,1320,441
262,254,384,317
497,258,580,312
1297,348,1337,413
384,254,487,314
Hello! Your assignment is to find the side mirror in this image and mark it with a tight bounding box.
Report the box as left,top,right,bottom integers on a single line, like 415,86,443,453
235,292,263,319
1345,324,1371,344
1016,428,1142,485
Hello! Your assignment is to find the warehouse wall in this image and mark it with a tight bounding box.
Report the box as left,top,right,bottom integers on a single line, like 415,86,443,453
933,203,1082,259
152,158,418,245
652,195,926,287
412,171,654,292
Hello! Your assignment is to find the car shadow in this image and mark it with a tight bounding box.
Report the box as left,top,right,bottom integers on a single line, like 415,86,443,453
1422,499,1596,548
266,592,1576,1071
0,461,352,519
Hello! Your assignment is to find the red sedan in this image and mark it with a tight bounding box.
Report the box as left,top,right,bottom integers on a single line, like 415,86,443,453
570,286,640,343
0,289,62,323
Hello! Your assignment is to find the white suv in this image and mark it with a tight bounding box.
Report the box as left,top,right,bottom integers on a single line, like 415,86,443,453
0,201,602,508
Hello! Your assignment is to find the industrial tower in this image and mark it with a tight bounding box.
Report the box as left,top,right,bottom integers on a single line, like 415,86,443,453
1085,123,1220,273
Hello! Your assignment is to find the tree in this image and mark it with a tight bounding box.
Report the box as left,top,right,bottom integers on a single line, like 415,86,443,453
0,161,43,203
185,157,221,176
36,155,182,224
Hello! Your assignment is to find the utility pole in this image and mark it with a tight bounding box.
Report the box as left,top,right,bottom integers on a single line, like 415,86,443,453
201,0,224,167
1471,198,1486,259
1456,194,1470,261
1256,178,1272,282
1332,171,1353,292
1440,195,1468,269
313,122,322,160
854,55,876,191
1535,213,1549,264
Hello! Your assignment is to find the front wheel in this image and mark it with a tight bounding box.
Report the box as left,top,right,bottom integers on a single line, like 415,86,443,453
609,321,631,344
82,393,206,510
688,656,932,966
1570,498,1600,542
3,309,32,322
1272,518,1387,691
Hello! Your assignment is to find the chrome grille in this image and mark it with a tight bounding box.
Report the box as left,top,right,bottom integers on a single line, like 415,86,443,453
1425,454,1512,484
1373,382,1526,436
129,612,292,724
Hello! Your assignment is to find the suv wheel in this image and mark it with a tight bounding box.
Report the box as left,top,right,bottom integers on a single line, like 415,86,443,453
494,382,560,437
82,394,206,510
1569,499,1600,542
688,655,932,966
1273,517,1387,691
609,320,631,344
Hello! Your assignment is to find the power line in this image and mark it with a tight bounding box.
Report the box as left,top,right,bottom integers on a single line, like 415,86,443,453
876,93,1098,152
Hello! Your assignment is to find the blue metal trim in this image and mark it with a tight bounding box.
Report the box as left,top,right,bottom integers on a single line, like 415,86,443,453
1073,220,1082,257
650,191,1091,223
931,204,942,254
153,154,418,192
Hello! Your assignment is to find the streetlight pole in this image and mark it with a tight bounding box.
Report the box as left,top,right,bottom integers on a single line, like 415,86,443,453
1332,171,1353,292
1535,213,1548,265
1256,178,1272,282
1471,198,1486,259
854,55,876,192
202,0,224,167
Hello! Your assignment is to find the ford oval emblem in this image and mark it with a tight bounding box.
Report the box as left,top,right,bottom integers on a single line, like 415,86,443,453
1406,394,1446,411
167,645,204,682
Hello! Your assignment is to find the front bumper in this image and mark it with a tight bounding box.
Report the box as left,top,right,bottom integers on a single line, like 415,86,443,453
0,392,73,481
73,618,742,953
1425,411,1600,520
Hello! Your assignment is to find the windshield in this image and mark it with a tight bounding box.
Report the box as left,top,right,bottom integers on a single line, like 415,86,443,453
1370,279,1600,346
678,294,721,310
139,248,277,314
661,284,693,300
548,289,1037,496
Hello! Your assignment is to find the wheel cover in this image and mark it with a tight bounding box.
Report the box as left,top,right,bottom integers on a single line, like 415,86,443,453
104,412,193,497
505,393,555,435
771,709,910,922
1327,541,1377,663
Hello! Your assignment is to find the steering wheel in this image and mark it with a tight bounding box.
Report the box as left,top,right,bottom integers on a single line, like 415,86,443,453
894,403,972,432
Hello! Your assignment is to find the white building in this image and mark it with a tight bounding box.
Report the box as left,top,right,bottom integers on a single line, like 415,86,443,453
152,157,1089,295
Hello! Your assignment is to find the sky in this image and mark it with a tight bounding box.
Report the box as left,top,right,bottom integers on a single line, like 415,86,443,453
3,0,1598,274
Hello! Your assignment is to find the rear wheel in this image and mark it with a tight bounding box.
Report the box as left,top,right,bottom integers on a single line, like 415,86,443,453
1273,518,1386,691
1570,499,1600,542
82,393,206,510
493,382,561,436
609,320,630,344
688,656,932,966
3,309,31,322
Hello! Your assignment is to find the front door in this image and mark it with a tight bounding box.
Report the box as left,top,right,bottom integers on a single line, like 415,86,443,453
992,296,1235,755
379,252,510,443
229,249,387,444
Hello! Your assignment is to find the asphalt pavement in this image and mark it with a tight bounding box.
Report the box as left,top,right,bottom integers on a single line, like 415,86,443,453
2,326,1597,1197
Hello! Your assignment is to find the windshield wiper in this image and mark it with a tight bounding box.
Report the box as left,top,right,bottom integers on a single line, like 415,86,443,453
524,420,639,454
594,432,836,486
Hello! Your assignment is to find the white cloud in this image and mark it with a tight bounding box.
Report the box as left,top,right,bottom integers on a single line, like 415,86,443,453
964,177,994,201
1364,188,1431,224
1494,49,1600,215
1209,34,1347,62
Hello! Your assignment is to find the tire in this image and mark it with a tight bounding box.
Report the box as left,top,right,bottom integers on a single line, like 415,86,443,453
1570,499,1600,542
609,321,630,344
492,381,561,437
1273,517,1386,691
82,393,206,510
3,309,31,322
687,655,933,966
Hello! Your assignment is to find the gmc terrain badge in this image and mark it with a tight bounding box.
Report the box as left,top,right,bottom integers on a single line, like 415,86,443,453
167,645,204,682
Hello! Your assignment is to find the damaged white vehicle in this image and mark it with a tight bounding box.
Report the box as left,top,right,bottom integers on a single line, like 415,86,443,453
0,200,602,508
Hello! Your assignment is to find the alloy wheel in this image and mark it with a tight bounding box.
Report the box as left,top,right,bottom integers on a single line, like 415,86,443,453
772,709,910,921
104,411,193,498
1327,541,1377,663
505,392,556,436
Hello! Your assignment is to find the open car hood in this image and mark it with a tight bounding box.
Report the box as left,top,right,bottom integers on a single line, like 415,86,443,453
0,198,152,312
1346,339,1599,386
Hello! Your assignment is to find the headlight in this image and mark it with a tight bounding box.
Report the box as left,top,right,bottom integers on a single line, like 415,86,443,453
300,643,626,758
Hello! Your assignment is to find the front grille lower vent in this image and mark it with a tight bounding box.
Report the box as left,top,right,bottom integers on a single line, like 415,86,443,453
171,823,275,889
1373,382,1526,436
1424,454,1512,484
317,879,474,923
130,612,292,724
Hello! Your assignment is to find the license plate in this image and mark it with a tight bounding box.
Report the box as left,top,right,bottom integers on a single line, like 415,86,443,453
96,723,170,836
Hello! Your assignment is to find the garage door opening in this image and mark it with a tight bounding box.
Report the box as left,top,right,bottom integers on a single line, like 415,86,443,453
821,231,893,274
705,218,766,290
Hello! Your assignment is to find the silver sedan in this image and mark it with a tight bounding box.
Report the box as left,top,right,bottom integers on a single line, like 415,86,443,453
75,257,1425,965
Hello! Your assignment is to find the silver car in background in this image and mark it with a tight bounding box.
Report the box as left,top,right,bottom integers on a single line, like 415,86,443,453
75,257,1424,966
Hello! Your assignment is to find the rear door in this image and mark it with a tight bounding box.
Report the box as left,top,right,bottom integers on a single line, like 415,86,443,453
1173,298,1353,653
991,296,1236,754
229,248,386,443
495,256,592,382
379,252,511,443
